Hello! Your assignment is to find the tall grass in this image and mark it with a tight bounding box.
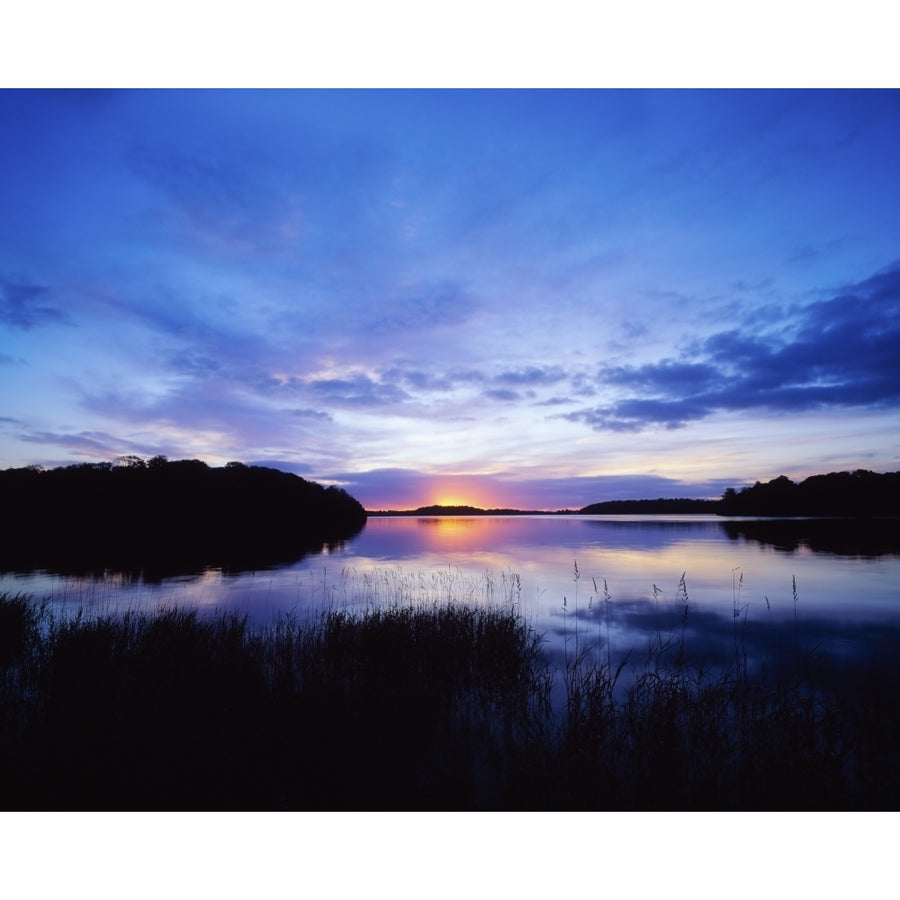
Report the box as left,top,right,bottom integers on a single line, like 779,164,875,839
0,589,550,809
2,572,899,810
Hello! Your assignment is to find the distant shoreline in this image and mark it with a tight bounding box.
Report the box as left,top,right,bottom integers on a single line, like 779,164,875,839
368,499,719,516
369,470,900,518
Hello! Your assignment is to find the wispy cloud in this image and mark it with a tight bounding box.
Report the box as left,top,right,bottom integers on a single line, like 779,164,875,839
306,373,411,408
0,279,67,329
18,428,158,459
366,282,475,334
495,366,568,387
483,388,521,402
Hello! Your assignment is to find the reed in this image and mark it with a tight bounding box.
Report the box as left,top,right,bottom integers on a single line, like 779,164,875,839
1,572,897,810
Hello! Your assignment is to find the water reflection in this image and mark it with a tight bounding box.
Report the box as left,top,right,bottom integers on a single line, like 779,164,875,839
3,515,899,681
344,516,900,691
720,517,900,558
542,588,900,694
0,532,363,583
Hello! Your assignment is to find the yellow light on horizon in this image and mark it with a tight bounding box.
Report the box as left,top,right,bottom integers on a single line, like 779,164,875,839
430,482,504,508
433,494,471,508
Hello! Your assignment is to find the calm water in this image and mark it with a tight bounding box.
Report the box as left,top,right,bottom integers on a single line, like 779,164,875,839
3,515,899,674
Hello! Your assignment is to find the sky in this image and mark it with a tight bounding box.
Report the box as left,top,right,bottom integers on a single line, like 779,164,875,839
1,88,899,509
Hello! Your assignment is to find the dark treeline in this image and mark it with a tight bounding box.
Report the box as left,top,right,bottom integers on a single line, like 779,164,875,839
718,469,900,517
377,505,546,516
0,457,367,578
582,470,900,517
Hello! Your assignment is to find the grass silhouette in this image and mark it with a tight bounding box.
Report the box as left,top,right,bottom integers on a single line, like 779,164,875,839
2,576,899,810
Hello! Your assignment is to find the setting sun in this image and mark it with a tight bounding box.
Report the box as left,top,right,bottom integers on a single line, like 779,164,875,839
427,477,501,509
433,494,473,508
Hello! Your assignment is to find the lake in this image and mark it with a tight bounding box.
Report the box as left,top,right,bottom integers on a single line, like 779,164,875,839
3,514,899,681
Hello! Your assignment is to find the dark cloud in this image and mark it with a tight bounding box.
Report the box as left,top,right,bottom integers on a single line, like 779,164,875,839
483,388,520,402
307,373,410,408
290,408,332,422
384,366,487,392
495,365,567,387
0,279,67,329
168,352,222,375
568,261,900,432
383,364,568,400
730,276,775,293
566,397,715,433
602,360,721,394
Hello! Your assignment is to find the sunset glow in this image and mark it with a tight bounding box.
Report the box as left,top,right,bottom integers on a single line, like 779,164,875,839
2,89,899,510
432,496,474,509
427,477,505,510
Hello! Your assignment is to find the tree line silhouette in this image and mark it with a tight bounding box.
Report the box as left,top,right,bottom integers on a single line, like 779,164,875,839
0,457,367,578
579,470,899,517
717,469,900,517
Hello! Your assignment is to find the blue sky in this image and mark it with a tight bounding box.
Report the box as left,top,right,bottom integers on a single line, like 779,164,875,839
1,89,899,508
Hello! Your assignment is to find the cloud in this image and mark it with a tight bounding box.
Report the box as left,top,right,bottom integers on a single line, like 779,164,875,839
74,373,339,462
306,373,410,408
0,279,67,329
383,368,432,391
125,143,301,259
290,408,333,421
168,352,222,375
328,468,438,508
495,365,568,387
384,367,486,392
483,388,520,402
382,364,570,401
601,360,721,395
565,397,714,433
367,282,475,334
18,428,158,459
566,261,900,432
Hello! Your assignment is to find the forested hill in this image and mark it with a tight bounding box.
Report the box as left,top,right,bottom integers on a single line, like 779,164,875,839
0,458,367,576
377,505,535,516
578,470,899,516
717,470,900,516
